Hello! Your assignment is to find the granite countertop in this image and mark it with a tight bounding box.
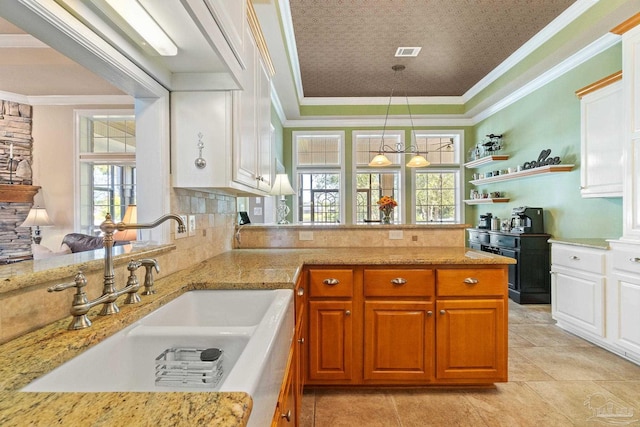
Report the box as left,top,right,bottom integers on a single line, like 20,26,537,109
547,237,613,250
0,247,513,426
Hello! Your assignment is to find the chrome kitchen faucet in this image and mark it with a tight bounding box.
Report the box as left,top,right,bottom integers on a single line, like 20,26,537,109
49,213,187,329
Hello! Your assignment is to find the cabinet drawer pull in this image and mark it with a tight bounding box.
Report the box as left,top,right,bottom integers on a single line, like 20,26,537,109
427,310,433,316
323,278,340,285
298,337,305,344
630,257,640,263
570,255,580,261
463,277,479,285
345,310,351,316
281,410,291,422
297,288,304,297
390,278,407,285
440,310,446,315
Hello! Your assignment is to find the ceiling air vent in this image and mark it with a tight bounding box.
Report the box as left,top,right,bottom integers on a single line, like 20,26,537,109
395,47,421,57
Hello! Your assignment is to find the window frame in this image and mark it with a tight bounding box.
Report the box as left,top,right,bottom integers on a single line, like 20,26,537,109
410,130,465,224
292,130,346,224
74,109,136,235
352,130,404,224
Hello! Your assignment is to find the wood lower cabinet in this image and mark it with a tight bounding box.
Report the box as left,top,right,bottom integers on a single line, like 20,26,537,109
308,300,353,382
435,299,507,381
303,264,509,387
435,267,508,383
364,301,434,382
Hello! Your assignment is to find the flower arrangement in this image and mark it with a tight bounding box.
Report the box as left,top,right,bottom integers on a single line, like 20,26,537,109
377,195,397,223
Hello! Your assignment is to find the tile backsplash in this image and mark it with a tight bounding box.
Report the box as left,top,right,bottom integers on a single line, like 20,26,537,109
0,188,236,343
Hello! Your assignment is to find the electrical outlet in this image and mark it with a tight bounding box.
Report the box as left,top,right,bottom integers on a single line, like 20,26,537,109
188,215,196,236
389,230,404,240
299,231,314,241
175,214,187,239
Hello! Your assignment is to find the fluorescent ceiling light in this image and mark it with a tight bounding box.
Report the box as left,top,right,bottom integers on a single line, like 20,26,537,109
103,0,177,56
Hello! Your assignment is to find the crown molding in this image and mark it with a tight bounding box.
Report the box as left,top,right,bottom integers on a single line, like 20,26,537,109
0,91,133,106
283,116,474,128
0,34,48,48
469,32,620,124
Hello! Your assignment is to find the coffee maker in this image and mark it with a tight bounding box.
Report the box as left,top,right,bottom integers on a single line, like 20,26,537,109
478,212,492,229
510,207,544,234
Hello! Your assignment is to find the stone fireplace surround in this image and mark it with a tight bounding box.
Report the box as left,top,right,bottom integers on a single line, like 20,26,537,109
0,100,35,262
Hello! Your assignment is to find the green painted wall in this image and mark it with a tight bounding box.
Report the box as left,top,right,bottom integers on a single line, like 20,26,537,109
472,44,623,239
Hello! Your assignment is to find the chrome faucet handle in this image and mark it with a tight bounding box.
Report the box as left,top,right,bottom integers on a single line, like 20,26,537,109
123,260,142,304
139,258,160,295
48,272,93,330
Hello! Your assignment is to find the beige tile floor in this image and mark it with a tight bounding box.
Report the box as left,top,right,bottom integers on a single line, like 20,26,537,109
300,300,640,426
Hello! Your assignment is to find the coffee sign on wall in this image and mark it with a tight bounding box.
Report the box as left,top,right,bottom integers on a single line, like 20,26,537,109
522,149,561,170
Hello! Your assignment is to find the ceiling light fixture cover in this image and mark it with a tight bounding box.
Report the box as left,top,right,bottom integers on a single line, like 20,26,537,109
103,0,178,56
368,65,430,168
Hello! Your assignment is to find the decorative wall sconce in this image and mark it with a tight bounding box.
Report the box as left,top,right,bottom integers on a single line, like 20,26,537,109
194,132,206,169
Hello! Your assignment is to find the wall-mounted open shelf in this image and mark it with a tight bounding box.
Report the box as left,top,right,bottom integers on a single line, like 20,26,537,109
469,164,574,185
464,198,510,205
464,155,509,169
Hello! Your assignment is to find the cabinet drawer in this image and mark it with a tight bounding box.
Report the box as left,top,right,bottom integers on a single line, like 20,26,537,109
468,230,489,245
364,269,434,297
437,269,507,297
489,233,518,248
309,269,354,297
551,244,606,274
612,248,640,276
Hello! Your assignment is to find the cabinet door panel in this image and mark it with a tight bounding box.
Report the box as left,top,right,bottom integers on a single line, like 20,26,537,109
436,299,507,381
308,301,353,381
552,267,605,337
615,277,640,355
364,301,433,382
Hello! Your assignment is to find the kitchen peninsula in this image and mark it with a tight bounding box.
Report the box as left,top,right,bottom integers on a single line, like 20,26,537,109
0,247,514,426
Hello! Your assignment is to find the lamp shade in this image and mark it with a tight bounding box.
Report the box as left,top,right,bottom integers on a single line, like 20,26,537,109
19,207,54,228
369,153,393,167
269,174,295,196
113,204,137,241
406,155,430,168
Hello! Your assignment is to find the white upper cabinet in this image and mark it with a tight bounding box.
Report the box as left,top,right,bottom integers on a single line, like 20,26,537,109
232,5,274,192
170,2,274,196
621,23,640,240
577,74,624,198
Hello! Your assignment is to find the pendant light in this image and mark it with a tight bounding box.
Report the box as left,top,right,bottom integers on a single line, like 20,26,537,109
368,65,430,168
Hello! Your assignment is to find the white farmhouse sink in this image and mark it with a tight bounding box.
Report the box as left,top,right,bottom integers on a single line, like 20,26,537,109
22,289,294,427
140,289,280,327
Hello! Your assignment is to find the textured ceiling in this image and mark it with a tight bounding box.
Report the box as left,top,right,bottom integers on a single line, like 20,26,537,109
289,0,576,98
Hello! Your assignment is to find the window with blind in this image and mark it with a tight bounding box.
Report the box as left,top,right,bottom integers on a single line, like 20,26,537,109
293,131,345,223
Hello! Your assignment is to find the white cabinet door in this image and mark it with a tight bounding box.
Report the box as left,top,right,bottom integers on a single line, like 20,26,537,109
233,25,259,189
171,91,232,189
233,23,273,192
552,266,605,337
612,274,640,356
580,80,623,198
256,57,273,192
